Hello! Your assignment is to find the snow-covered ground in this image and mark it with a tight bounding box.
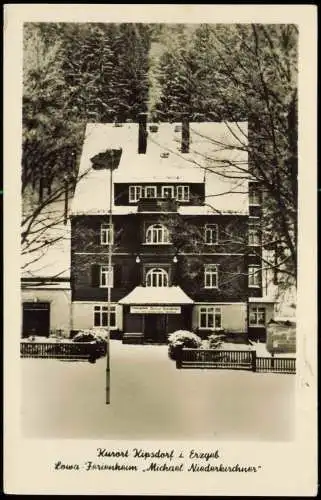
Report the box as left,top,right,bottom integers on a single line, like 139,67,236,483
21,340,295,441
248,342,296,358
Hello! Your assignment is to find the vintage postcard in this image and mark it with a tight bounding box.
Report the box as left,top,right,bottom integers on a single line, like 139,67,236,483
3,4,317,496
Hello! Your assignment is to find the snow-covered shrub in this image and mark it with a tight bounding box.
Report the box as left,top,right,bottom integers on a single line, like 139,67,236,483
168,330,202,360
207,332,226,350
92,328,109,339
72,330,98,343
72,329,107,359
168,330,202,348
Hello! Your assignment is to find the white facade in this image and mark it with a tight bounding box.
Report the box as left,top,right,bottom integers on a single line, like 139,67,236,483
72,302,123,331
192,303,247,333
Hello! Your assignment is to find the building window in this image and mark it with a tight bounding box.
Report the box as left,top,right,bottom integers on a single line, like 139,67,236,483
100,224,114,245
94,305,116,328
248,224,260,246
129,185,142,203
249,306,266,326
204,264,219,289
145,224,170,244
100,265,114,288
205,224,218,245
199,306,222,329
248,266,260,287
144,186,157,198
162,186,174,199
146,268,169,287
176,185,190,202
249,184,261,205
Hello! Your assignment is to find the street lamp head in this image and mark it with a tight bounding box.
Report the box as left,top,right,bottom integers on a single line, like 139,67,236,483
173,255,178,264
135,255,141,264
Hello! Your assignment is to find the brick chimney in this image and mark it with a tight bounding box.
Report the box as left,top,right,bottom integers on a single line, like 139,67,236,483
138,112,148,154
181,114,190,153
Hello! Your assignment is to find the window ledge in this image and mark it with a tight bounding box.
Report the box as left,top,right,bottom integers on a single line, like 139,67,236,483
249,324,266,328
93,326,117,330
198,327,222,330
142,243,172,246
248,285,260,288
204,287,219,290
145,287,169,289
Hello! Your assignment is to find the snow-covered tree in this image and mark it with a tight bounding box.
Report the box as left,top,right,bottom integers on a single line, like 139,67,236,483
152,24,298,287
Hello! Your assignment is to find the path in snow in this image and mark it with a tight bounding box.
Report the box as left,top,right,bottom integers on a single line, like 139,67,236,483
21,341,295,441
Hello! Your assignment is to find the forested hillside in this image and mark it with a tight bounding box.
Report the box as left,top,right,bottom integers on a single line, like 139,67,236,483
22,23,298,287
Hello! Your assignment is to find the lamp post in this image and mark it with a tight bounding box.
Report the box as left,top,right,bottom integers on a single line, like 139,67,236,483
105,165,113,404
90,147,122,405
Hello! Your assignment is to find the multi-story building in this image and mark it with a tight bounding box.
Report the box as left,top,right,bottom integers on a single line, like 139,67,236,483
70,115,275,343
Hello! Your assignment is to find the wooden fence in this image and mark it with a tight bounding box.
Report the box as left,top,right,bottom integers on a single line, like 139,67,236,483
176,349,253,370
256,356,296,374
176,348,295,374
20,341,107,361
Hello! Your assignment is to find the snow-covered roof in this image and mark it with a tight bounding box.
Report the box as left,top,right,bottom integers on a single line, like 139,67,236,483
71,121,249,215
271,316,296,324
119,286,194,305
248,296,277,303
178,206,247,216
21,280,70,289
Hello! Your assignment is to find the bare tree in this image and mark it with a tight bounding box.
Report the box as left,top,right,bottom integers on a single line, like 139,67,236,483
151,24,298,288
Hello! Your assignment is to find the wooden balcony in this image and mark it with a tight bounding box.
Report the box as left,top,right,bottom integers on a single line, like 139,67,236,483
137,197,178,213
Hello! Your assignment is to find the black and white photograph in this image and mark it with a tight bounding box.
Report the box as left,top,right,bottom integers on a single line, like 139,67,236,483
4,4,317,496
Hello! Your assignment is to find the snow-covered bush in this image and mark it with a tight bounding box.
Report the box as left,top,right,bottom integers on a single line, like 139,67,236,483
207,332,226,350
168,330,202,360
72,329,107,360
168,330,202,348
72,330,98,343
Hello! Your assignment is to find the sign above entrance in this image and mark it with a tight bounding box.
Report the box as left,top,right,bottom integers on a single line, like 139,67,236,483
130,306,181,314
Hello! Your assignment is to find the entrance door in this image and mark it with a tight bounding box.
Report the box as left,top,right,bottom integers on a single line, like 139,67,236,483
22,302,50,337
144,314,167,343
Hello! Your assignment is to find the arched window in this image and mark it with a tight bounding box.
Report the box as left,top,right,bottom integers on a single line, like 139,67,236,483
146,268,169,287
145,224,170,244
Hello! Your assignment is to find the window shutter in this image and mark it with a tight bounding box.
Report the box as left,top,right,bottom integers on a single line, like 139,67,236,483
113,264,122,287
172,262,180,286
91,264,100,287
131,265,141,286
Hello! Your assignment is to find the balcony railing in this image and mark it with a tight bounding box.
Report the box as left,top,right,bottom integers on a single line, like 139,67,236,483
137,197,178,213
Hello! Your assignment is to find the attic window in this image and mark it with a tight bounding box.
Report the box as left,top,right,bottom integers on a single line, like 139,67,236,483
114,122,123,127
160,152,170,159
174,125,181,133
149,125,159,133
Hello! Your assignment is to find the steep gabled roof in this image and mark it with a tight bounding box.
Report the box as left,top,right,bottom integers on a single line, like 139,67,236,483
71,121,249,215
